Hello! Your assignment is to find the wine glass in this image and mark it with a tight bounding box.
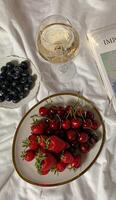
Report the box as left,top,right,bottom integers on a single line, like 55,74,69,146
36,15,79,82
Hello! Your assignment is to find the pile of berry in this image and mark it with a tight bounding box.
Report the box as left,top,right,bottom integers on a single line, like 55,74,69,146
21,103,100,175
0,60,35,103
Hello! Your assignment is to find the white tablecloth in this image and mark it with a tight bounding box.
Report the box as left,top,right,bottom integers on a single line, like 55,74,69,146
0,0,116,199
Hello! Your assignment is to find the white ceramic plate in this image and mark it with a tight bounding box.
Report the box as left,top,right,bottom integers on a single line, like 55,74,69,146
12,93,105,187
0,55,40,108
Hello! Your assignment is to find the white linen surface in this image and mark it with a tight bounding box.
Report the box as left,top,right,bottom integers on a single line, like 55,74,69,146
0,0,116,199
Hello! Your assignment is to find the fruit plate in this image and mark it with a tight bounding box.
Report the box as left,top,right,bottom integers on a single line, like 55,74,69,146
0,55,40,108
12,93,105,187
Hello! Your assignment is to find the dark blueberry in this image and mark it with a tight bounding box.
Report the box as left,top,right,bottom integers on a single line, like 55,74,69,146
7,76,13,83
1,83,7,89
7,70,14,77
14,66,23,74
5,94,12,101
4,80,9,85
10,87,19,95
0,90,4,96
21,71,29,77
27,76,33,84
23,90,29,98
6,62,15,69
19,92,25,99
17,85,24,93
12,95,20,103
20,61,29,70
7,87,12,93
23,86,29,92
25,83,30,88
0,95,5,102
1,66,7,73
1,71,7,77
20,76,28,84
11,81,17,87
13,73,21,80
12,98,20,103
10,90,16,96
0,74,5,80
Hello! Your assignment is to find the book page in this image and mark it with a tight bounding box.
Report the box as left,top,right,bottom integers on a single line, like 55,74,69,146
100,49,116,94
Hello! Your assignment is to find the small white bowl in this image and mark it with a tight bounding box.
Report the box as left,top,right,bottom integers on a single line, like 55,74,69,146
0,55,40,108
12,93,105,187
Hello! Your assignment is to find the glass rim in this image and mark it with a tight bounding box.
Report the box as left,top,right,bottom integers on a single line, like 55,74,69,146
38,14,72,29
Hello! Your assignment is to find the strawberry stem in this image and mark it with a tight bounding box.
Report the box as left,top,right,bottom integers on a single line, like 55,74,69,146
22,138,29,148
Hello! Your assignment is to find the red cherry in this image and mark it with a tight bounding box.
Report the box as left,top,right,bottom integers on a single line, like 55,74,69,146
83,119,92,128
71,140,78,147
62,120,71,129
45,127,53,135
89,137,98,145
50,120,59,130
48,106,57,115
39,106,48,116
71,154,81,168
65,105,72,113
86,111,94,120
56,161,67,172
56,106,65,116
71,118,82,129
24,150,35,161
76,107,85,116
78,132,89,143
65,142,70,149
91,120,100,130
80,143,90,153
67,130,76,141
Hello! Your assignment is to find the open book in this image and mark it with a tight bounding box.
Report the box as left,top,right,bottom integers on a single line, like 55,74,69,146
87,24,116,112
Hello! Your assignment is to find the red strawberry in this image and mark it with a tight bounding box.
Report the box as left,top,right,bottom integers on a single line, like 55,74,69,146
35,152,57,175
41,153,57,172
71,118,82,129
91,120,100,130
24,150,35,161
67,130,76,141
41,169,50,175
71,154,81,168
48,135,67,153
61,151,74,164
28,135,37,142
56,161,67,172
39,106,48,116
37,135,47,149
78,132,89,143
29,140,39,150
31,121,45,135
62,119,71,129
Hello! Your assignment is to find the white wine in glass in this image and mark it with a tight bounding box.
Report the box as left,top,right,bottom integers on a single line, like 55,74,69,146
36,15,79,81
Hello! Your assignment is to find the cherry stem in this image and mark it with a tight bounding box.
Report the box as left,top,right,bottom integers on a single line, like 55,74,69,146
56,114,62,128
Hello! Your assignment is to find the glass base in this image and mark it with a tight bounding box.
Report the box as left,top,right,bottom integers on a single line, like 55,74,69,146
51,61,76,82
